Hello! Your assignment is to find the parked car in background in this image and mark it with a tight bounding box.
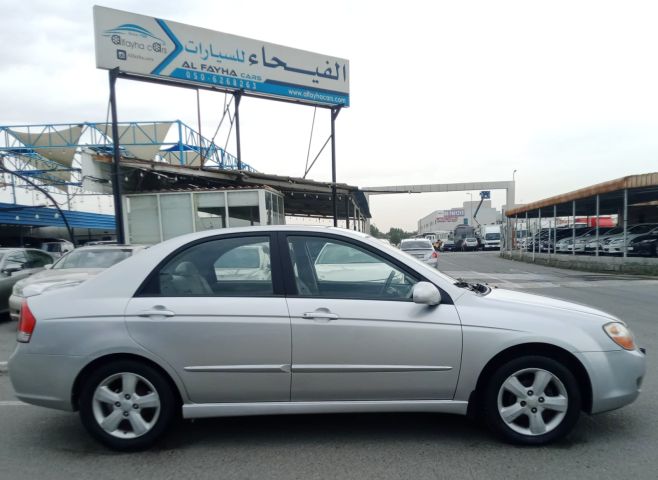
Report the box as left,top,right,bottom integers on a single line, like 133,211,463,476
567,227,614,253
584,226,624,254
627,234,658,257
9,226,645,450
9,245,147,320
462,237,479,251
602,224,658,255
0,248,55,314
399,238,438,267
440,239,457,252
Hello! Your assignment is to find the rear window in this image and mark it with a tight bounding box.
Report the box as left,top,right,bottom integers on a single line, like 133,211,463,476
54,249,132,269
400,241,432,250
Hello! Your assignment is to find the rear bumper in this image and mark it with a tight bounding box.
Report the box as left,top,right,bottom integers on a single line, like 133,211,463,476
577,349,646,414
8,348,82,411
8,294,22,321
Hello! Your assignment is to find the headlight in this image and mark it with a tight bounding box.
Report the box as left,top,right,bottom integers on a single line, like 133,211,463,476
603,322,636,350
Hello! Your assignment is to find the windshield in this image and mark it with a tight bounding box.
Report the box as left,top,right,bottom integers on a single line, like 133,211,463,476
629,224,657,234
465,238,477,242
485,233,500,240
400,241,432,250
54,249,133,269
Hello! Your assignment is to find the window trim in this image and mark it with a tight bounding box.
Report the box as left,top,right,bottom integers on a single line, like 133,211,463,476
134,232,285,298
277,232,453,304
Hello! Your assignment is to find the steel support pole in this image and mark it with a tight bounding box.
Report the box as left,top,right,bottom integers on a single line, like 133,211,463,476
330,107,341,227
515,215,518,255
345,195,350,229
538,208,542,256
623,188,628,259
197,89,204,167
553,204,557,255
572,200,576,256
525,211,529,257
532,212,536,261
585,193,600,257
109,68,126,244
233,91,243,171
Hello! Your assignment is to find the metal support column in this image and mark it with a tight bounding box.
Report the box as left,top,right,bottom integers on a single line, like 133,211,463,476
525,211,529,257
538,208,542,256
532,212,539,262
345,195,350,229
623,188,628,259
330,107,341,227
108,68,126,244
595,194,600,257
572,200,576,256
196,89,204,167
233,91,243,171
553,205,557,255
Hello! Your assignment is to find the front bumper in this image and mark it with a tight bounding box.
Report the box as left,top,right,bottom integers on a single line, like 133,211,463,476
8,347,83,411
578,348,646,414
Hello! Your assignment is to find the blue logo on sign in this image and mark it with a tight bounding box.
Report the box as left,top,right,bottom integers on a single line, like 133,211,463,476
103,24,165,43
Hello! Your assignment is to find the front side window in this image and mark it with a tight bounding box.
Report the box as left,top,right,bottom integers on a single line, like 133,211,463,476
287,236,417,300
142,236,273,297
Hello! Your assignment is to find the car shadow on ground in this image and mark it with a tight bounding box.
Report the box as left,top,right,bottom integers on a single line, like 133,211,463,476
23,408,641,456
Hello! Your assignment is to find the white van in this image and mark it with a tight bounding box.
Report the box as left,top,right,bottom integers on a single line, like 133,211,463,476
481,225,501,250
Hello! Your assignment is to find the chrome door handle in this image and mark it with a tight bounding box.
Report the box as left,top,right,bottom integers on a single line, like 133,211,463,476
302,311,339,320
138,307,175,318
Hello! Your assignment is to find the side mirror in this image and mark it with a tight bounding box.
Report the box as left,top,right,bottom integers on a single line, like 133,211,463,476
412,281,441,306
2,266,22,276
44,264,53,270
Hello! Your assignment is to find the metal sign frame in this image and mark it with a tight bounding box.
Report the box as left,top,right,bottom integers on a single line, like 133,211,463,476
98,7,348,242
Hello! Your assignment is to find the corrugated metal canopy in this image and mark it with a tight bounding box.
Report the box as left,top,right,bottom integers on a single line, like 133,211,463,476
506,172,658,218
0,202,115,230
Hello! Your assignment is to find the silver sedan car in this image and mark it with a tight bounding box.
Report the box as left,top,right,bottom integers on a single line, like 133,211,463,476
9,226,645,451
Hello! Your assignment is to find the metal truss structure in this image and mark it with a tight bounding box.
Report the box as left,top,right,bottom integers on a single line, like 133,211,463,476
0,120,255,202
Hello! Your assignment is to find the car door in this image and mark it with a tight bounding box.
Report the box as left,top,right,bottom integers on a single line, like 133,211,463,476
282,233,462,402
124,233,291,404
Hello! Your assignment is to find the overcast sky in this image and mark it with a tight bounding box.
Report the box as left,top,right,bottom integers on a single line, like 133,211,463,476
1,0,658,230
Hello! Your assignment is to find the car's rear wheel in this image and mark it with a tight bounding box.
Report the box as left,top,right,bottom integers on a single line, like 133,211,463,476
483,356,581,445
79,360,177,451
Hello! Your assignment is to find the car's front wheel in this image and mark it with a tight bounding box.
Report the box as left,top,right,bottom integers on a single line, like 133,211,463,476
483,355,581,445
79,360,177,451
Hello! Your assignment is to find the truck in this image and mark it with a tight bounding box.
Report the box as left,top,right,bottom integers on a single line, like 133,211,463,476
480,225,501,250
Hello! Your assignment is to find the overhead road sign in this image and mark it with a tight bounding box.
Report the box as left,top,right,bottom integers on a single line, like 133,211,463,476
93,6,350,107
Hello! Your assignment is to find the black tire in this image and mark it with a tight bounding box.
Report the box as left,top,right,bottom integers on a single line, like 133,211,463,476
483,355,581,445
79,360,177,451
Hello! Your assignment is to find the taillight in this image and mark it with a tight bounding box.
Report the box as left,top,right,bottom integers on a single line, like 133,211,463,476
17,300,36,343
432,251,438,258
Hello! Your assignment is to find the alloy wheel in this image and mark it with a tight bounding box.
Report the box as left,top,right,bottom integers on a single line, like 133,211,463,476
91,372,161,439
496,368,568,436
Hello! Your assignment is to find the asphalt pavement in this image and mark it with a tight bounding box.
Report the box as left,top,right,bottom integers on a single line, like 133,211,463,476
0,252,655,480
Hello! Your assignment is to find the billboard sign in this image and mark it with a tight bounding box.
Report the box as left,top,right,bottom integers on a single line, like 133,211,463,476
93,6,350,107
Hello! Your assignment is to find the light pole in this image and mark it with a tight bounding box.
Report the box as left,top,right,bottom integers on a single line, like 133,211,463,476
466,192,473,225
513,169,518,182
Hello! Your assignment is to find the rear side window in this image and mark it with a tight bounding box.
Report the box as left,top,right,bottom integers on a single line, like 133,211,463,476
140,236,273,297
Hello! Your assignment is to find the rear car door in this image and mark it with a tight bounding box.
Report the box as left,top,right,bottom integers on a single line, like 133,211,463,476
124,233,291,404
282,233,462,402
